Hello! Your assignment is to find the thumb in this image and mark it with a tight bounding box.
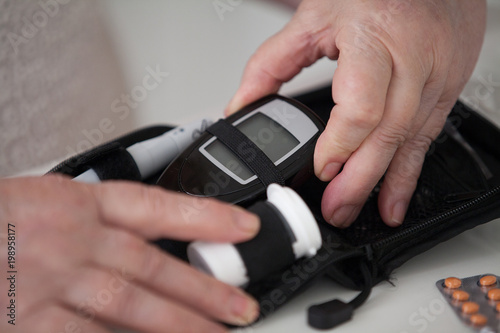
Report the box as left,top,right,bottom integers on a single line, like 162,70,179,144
225,21,327,115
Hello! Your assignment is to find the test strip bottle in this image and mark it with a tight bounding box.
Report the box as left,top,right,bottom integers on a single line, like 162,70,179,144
187,184,322,287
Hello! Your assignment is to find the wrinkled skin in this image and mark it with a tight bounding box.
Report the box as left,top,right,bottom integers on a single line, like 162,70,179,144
0,176,260,333
227,0,486,228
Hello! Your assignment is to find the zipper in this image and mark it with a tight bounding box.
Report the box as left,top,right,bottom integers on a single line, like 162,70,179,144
372,185,500,250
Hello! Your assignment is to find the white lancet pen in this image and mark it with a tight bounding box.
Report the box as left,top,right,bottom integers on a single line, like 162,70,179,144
73,118,213,183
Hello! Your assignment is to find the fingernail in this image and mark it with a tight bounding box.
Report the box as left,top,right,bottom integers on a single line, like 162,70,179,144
318,162,342,181
330,205,356,228
230,290,260,325
391,200,408,225
232,206,260,235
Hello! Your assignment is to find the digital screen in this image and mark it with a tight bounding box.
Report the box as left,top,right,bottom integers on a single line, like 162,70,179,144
205,113,300,181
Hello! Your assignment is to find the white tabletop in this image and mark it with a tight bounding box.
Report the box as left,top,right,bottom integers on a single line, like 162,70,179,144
233,221,500,333
99,1,500,332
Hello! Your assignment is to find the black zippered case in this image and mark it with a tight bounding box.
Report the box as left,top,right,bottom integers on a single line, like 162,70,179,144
49,86,500,328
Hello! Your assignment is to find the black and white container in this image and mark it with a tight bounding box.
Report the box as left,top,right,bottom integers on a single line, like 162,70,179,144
187,184,322,287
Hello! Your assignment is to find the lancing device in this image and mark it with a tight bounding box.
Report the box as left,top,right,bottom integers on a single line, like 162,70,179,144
187,184,322,287
73,118,213,183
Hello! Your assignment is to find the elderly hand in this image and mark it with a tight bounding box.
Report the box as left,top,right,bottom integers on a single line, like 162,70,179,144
0,175,260,333
226,0,486,228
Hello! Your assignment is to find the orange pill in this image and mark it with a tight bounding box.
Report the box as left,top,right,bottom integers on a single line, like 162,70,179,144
496,303,500,313
445,277,462,289
462,302,480,314
479,275,497,286
452,290,470,301
469,314,488,326
488,288,500,301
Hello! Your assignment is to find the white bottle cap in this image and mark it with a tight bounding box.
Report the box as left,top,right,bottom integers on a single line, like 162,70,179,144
187,185,322,287
187,242,249,287
266,184,322,258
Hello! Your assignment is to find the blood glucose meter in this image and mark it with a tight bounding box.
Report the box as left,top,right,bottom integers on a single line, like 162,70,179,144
157,95,325,205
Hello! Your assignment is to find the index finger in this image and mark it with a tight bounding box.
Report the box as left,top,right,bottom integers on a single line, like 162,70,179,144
89,181,260,242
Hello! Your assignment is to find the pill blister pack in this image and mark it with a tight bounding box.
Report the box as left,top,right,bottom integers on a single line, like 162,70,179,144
436,274,500,332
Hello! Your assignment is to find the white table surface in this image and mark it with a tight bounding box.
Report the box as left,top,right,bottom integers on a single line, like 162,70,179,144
98,1,500,332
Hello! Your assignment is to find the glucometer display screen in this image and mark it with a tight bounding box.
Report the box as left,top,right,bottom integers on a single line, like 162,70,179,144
205,113,300,181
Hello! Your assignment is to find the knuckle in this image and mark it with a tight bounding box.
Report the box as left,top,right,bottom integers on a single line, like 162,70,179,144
340,24,392,68
375,124,409,148
113,230,144,253
141,186,168,219
139,246,166,284
345,104,383,129
324,138,356,158
408,133,434,152
388,134,434,183
63,268,106,305
385,169,419,196
111,286,143,321
388,161,420,187
318,128,354,159
92,183,117,220
109,230,164,282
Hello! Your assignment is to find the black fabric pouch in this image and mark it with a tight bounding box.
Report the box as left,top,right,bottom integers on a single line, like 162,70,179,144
241,87,500,328
49,86,500,328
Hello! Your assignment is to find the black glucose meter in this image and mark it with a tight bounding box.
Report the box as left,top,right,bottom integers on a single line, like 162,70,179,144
157,95,325,205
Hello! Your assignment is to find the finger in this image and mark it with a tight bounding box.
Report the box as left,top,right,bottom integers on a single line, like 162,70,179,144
61,266,229,333
321,72,424,228
91,228,259,326
89,182,259,242
225,20,325,115
378,100,453,226
19,304,112,333
314,37,393,181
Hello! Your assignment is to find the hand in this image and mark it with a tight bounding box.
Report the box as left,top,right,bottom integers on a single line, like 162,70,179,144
0,175,260,333
226,0,486,228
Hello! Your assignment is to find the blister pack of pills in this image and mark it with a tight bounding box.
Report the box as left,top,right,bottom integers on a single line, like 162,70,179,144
436,274,500,332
